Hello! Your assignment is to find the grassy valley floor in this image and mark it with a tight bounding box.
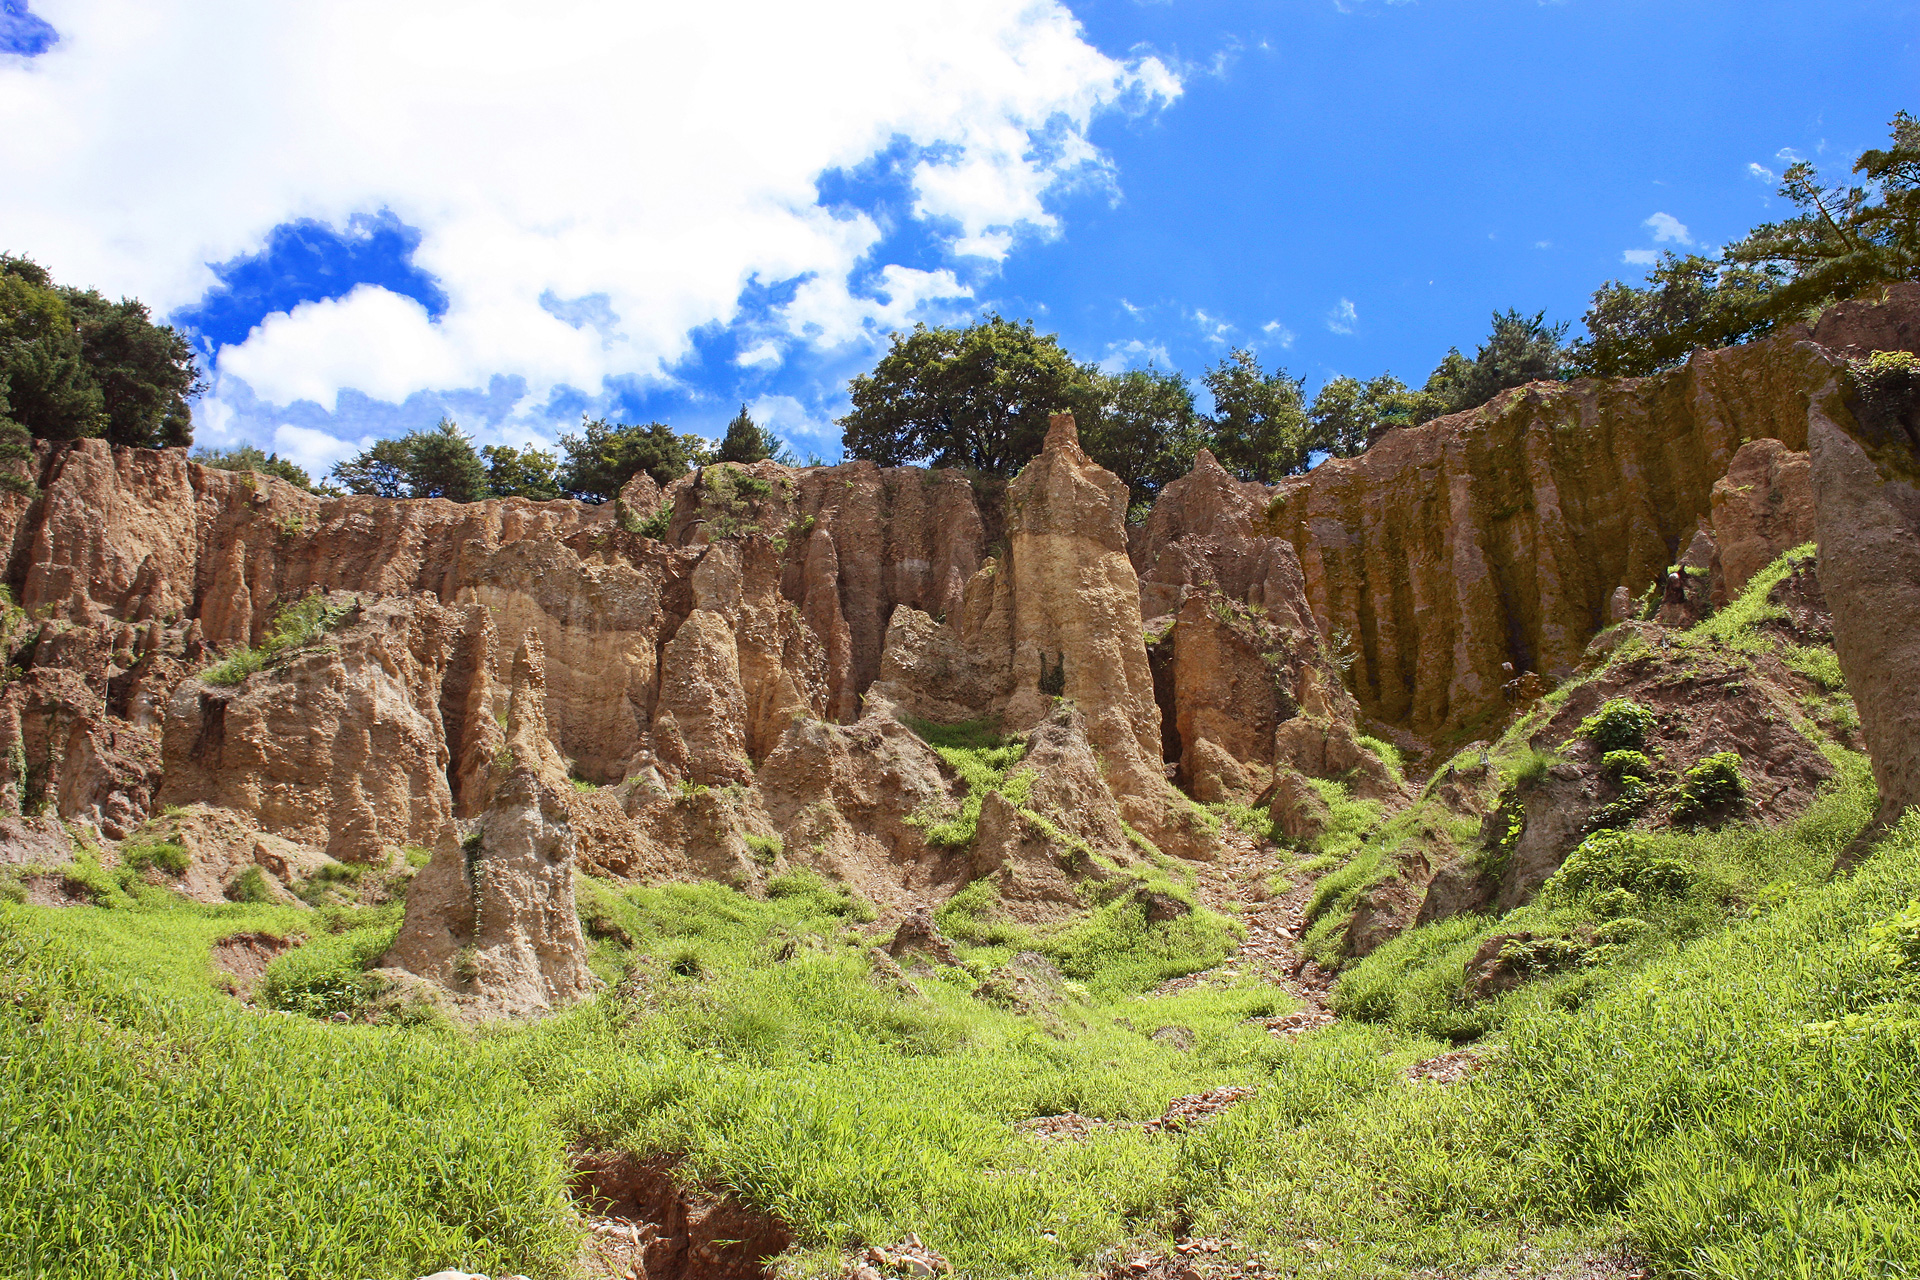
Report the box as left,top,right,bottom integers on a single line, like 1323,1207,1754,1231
6,551,1920,1279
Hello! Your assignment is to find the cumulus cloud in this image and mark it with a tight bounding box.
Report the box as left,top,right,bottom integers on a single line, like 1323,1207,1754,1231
1097,338,1173,374
1622,249,1658,266
0,0,1177,429
1747,162,1776,183
1261,320,1295,348
1325,298,1357,335
1644,212,1692,245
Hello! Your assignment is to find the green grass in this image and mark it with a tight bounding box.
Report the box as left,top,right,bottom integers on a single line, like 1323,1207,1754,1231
201,594,353,686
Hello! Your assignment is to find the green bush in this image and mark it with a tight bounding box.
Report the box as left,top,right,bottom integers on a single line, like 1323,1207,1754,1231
1673,750,1746,826
1600,749,1655,782
120,839,190,874
261,920,399,1018
1546,829,1694,901
1578,698,1657,753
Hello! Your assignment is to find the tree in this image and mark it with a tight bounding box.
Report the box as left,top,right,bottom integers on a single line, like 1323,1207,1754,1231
0,255,202,448
1723,110,1919,323
329,419,487,501
0,376,36,495
331,438,415,498
1078,365,1202,515
0,258,102,440
1202,348,1312,481
481,444,561,501
1569,114,1920,379
1420,309,1570,417
839,316,1090,476
1307,373,1425,456
62,289,201,447
1569,253,1783,379
716,404,788,465
192,444,315,491
557,416,707,502
406,418,488,501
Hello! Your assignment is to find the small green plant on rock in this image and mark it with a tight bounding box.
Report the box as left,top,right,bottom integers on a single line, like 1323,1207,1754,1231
1672,751,1746,826
1578,698,1657,753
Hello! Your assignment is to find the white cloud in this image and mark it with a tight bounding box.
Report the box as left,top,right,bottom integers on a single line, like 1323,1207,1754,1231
0,0,1178,422
1190,308,1233,345
1747,162,1776,183
1777,147,1805,163
1534,240,1552,249
1097,338,1172,374
1622,249,1658,266
1119,298,1145,319
1326,298,1357,335
1644,212,1692,245
1261,320,1295,348
272,424,376,477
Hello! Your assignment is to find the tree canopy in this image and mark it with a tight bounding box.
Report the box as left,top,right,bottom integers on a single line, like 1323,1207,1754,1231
716,405,789,466
1201,349,1313,482
0,255,201,449
332,419,490,502
839,316,1088,476
1570,111,1918,379
557,416,709,502
1420,309,1572,417
1077,365,1202,514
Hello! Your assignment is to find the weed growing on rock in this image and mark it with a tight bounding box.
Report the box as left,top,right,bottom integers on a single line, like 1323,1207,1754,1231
201,594,353,686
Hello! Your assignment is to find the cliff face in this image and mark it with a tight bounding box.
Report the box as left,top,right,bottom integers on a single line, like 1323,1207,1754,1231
1254,316,1873,744
6,287,1920,1013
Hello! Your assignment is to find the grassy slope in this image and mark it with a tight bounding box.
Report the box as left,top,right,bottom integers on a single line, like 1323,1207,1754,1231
4,548,1918,1278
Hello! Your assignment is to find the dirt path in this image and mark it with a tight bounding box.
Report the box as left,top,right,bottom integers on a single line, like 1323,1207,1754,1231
1155,825,1335,1036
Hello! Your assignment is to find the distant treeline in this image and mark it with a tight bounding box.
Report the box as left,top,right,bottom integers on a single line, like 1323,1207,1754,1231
4,113,1912,511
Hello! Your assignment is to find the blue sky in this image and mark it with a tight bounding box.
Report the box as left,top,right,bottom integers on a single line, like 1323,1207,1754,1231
2,0,1914,477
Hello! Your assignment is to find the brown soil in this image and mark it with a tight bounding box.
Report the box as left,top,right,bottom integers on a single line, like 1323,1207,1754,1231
571,1150,791,1280
209,930,300,997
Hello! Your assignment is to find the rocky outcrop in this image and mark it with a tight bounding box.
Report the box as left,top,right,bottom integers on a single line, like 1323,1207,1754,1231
381,635,596,1019
1812,351,1920,826
1262,324,1868,742
158,595,474,862
1711,439,1815,596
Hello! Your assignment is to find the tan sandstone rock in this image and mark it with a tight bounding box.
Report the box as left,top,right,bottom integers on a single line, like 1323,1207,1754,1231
382,634,596,1019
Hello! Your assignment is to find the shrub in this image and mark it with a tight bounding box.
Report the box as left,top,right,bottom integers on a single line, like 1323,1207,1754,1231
1546,829,1694,901
1601,749,1655,783
1672,751,1746,826
1578,698,1657,753
1504,745,1559,788
121,839,190,874
227,866,274,903
744,833,782,865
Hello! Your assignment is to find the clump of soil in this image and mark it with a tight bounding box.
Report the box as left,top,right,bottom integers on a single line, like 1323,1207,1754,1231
571,1150,791,1280
210,931,301,998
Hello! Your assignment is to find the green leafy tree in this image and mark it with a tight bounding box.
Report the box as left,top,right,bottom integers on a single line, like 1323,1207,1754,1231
1570,253,1783,378
0,375,35,495
1078,365,1202,514
1420,309,1570,417
1723,110,1919,322
1569,114,1918,379
331,438,412,498
193,444,315,491
716,404,789,465
481,444,561,501
1201,348,1312,481
403,418,488,501
839,316,1090,476
1307,372,1426,456
0,257,103,440
557,416,707,502
62,289,201,447
0,255,203,448
330,419,487,501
